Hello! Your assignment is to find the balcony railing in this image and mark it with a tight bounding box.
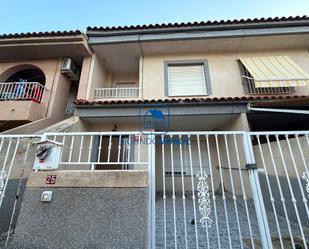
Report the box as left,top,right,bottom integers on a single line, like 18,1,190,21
246,78,295,95
0,82,45,103
94,87,139,99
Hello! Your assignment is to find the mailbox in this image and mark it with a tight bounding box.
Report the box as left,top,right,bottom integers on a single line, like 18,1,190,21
33,139,63,170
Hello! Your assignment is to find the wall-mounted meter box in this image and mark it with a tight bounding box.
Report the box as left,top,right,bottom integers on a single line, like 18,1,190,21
33,139,63,171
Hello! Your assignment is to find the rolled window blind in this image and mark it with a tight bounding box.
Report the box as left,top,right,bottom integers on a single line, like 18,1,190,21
168,64,207,96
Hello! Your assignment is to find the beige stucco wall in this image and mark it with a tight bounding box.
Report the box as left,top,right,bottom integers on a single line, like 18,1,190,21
0,101,45,121
110,73,139,87
77,56,92,100
141,49,309,100
85,54,109,99
80,48,309,101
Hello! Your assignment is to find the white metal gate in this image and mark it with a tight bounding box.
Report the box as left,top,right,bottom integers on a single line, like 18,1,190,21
154,131,309,249
0,131,309,249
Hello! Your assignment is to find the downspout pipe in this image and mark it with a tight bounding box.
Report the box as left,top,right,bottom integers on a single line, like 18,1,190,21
247,103,309,115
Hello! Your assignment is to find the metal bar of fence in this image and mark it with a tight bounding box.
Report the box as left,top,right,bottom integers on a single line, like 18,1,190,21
169,135,178,249
233,134,256,249
59,162,148,165
266,135,297,247
179,134,188,249
188,134,200,248
215,134,233,249
161,135,167,249
148,133,156,249
0,138,20,208
197,135,210,249
275,135,308,249
256,135,284,249
224,134,244,249
243,133,273,249
206,134,222,249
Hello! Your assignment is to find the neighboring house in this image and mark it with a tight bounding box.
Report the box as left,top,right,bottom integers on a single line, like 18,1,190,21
1,17,309,249
0,31,91,133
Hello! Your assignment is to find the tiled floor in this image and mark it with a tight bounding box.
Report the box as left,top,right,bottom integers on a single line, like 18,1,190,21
155,195,307,249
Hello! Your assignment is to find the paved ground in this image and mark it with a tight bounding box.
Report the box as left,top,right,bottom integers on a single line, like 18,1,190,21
155,194,308,249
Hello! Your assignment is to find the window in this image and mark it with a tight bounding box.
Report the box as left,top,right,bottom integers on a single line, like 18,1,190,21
65,85,77,115
165,61,211,96
238,61,295,95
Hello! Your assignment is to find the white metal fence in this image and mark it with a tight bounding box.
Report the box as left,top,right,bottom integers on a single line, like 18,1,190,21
94,87,139,99
45,132,149,170
0,82,46,103
155,131,309,249
0,131,309,249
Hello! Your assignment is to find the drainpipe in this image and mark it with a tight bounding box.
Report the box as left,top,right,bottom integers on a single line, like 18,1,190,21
247,103,309,115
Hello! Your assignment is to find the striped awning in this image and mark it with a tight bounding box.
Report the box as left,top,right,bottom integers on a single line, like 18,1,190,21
240,56,309,88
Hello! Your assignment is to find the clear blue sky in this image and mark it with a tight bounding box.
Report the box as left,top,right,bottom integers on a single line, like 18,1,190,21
1,0,309,34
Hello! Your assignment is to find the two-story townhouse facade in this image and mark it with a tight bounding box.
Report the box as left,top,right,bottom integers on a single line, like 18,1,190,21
2,17,309,249
70,16,309,248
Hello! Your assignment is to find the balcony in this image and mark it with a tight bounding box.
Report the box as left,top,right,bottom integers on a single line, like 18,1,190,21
94,87,139,99
0,82,47,122
0,82,45,102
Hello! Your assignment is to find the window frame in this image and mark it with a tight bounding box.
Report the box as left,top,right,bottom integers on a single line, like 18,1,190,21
164,60,212,97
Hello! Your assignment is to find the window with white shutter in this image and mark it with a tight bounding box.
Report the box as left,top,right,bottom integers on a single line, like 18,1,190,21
166,62,210,96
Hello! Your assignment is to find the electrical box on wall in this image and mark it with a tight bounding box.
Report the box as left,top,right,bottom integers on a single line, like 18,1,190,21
33,140,63,171
41,191,53,202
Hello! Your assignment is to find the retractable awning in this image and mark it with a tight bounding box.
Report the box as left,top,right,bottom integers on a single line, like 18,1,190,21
240,56,309,88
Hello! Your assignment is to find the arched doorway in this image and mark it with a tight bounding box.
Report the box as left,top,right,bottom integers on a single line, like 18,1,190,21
0,65,46,103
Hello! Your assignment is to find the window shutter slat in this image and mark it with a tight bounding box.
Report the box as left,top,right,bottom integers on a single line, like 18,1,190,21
168,64,207,96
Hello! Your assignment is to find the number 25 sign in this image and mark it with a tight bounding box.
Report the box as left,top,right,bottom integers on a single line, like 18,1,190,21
46,175,57,185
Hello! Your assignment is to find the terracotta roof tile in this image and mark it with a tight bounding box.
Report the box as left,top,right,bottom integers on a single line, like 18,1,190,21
87,15,309,32
0,30,82,39
74,95,309,106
